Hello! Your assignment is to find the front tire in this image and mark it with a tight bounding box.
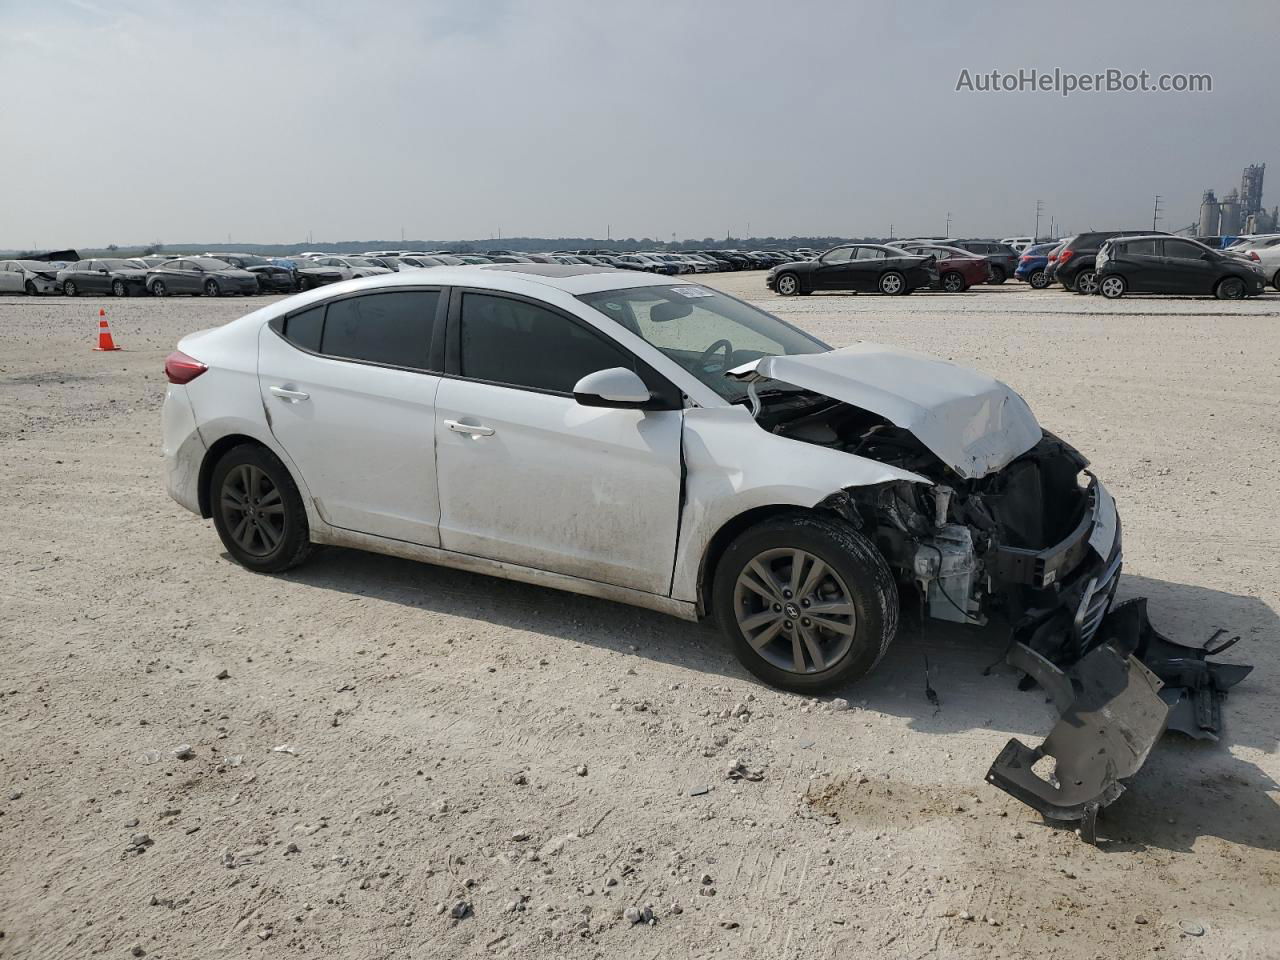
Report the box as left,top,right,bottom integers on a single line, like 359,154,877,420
774,272,800,296
63,280,78,297
1273,269,1280,292
941,271,965,293
712,514,898,693
1074,270,1099,295
150,280,167,297
1215,277,1246,300
24,280,37,296
210,444,312,573
1099,275,1126,299
112,279,127,297
878,271,906,295
1029,269,1049,289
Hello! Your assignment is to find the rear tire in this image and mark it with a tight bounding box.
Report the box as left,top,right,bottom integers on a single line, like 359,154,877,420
1099,275,1126,299
210,444,312,573
941,271,965,293
988,265,1007,284
1029,270,1049,289
63,280,78,297
204,279,220,297
712,513,898,693
878,271,906,295
150,280,167,297
1074,271,1099,295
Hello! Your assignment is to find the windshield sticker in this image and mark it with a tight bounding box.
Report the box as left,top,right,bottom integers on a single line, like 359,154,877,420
671,286,715,298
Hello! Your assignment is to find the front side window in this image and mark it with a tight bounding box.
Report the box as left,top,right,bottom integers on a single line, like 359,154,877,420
821,247,854,264
579,285,827,402
459,293,631,393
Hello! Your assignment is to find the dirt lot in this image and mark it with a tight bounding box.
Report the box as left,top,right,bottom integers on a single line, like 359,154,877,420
1,274,1277,960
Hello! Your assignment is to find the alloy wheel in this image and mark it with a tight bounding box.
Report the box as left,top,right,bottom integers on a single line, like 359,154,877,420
880,273,903,294
219,463,286,558
776,274,798,295
64,281,77,297
942,272,964,292
1076,271,1099,295
1218,278,1245,299
113,280,126,297
1100,276,1125,299
732,548,857,675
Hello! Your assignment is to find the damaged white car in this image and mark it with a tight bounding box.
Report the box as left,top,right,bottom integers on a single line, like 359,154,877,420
162,264,1248,833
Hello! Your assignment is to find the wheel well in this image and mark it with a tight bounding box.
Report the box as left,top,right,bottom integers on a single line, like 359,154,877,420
697,504,822,615
197,434,268,518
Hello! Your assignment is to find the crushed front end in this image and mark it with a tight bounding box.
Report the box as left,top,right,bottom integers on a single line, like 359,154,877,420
742,369,1252,834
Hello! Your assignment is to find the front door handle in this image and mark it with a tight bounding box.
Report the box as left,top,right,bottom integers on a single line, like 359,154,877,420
444,419,495,438
269,385,310,402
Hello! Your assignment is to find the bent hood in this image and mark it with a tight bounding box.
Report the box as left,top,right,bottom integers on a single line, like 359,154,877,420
728,343,1043,479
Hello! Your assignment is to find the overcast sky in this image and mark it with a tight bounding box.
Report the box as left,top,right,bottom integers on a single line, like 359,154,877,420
2,0,1276,248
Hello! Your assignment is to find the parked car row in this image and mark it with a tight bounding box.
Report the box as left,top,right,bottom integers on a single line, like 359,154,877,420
1015,231,1274,299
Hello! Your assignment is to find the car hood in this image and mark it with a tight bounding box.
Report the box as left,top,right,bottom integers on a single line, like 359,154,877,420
727,344,1043,479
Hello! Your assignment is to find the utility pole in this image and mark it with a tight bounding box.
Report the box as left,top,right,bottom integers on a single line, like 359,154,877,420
1034,199,1043,241
889,223,894,240
1152,195,1163,232
945,212,952,237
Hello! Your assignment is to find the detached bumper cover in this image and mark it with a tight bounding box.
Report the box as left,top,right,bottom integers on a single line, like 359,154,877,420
986,599,1251,837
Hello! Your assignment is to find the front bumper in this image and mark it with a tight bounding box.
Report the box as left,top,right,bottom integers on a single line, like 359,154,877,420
27,276,61,294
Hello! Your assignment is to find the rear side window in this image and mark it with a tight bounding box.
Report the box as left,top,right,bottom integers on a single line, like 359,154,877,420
1123,239,1160,256
283,306,324,352
458,293,631,393
320,291,439,369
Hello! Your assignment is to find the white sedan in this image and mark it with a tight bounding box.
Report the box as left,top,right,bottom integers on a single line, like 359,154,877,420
1229,235,1280,290
162,264,1122,694
0,259,63,295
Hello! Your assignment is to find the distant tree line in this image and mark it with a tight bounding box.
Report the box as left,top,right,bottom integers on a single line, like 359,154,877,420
4,236,893,259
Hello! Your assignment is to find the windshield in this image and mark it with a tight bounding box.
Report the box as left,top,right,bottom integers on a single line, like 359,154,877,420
191,257,232,269
579,284,828,402
99,259,139,270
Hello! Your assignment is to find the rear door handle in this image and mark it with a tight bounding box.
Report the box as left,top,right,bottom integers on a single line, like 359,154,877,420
445,419,495,438
269,385,310,402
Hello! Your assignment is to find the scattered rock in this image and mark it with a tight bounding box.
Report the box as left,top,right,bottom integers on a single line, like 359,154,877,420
726,760,764,782
130,944,145,956
172,744,194,760
124,818,139,828
450,900,471,920
256,928,272,941
271,744,297,756
285,842,300,855
7,790,21,801
730,703,750,718
829,698,850,711
689,786,710,797
512,772,528,786
575,765,588,777
1134,915,1149,925
510,830,530,842
215,669,229,680
700,873,714,885
720,919,739,929
670,901,683,915
959,911,974,921
623,906,642,924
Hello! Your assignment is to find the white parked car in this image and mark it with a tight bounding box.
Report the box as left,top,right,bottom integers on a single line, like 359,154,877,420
301,256,393,280
0,259,63,295
1228,235,1280,290
162,262,1127,690
162,262,1251,827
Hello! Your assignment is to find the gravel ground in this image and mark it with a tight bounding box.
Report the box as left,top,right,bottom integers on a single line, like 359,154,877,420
1,275,1277,959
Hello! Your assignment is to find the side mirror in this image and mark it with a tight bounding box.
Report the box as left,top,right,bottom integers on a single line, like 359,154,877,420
572,367,652,409
1201,252,1215,261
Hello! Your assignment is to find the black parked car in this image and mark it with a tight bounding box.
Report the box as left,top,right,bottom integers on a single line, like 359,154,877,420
58,258,150,297
146,258,259,297
1048,231,1168,294
767,244,937,296
946,240,1019,284
205,254,295,294
1094,235,1267,299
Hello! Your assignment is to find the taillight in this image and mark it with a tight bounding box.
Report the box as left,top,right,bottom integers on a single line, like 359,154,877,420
1058,249,1075,265
1249,251,1260,261
1019,255,1032,263
165,350,207,384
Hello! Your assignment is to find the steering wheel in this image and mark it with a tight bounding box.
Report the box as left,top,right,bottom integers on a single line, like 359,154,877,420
696,339,734,374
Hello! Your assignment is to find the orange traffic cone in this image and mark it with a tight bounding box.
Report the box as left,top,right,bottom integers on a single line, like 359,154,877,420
94,308,121,351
